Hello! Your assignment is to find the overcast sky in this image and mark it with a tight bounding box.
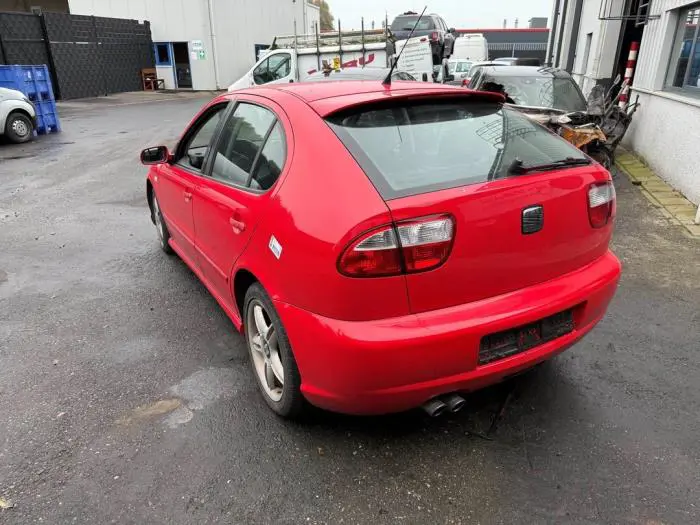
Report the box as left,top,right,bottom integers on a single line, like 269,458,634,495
327,0,553,30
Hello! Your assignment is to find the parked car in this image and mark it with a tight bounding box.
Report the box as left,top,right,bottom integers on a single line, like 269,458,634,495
460,61,506,86
390,11,455,64
468,66,589,112
493,57,519,66
493,57,543,66
451,34,488,62
306,68,417,82
0,87,36,144
447,58,474,80
141,81,621,418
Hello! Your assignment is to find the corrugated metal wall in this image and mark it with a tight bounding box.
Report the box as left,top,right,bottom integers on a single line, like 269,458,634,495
0,10,153,98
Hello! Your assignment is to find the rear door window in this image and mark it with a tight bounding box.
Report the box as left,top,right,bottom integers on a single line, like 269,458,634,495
326,100,588,199
210,102,287,191
211,103,275,186
250,122,286,190
391,16,436,31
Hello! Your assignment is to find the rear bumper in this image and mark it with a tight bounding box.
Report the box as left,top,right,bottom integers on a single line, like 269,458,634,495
276,251,621,415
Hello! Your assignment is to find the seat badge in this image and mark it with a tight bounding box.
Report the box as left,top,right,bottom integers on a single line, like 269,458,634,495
269,235,282,259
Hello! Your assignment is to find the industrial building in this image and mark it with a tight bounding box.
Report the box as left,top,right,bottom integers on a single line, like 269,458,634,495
67,0,319,90
548,0,700,205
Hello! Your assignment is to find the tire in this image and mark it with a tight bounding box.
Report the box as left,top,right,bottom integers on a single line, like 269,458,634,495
244,283,305,419
4,112,34,144
151,192,174,254
588,145,614,171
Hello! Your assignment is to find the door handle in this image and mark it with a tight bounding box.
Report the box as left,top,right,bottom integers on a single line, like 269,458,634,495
183,191,192,203
229,217,246,234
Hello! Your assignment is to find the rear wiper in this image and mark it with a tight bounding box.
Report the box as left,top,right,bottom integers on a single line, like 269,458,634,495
508,157,591,175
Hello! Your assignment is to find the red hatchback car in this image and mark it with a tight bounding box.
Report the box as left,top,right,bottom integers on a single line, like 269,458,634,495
141,82,621,418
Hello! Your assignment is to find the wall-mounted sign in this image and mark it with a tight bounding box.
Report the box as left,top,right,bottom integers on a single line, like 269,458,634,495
191,40,204,51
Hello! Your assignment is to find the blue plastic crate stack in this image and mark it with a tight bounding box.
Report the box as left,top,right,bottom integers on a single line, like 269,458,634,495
0,64,61,135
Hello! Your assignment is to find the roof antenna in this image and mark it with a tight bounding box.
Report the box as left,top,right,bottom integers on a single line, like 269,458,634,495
383,6,427,86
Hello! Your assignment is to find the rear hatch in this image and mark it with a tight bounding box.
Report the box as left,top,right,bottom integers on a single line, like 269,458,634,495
327,98,615,314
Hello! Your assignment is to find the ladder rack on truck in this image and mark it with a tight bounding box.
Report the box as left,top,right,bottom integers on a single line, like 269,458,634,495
270,25,395,72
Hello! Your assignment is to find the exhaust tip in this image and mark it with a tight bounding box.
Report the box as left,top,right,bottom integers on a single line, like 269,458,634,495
421,398,447,417
442,393,467,413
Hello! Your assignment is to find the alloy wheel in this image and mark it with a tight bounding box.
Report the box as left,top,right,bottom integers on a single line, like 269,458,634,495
153,196,165,241
246,301,284,402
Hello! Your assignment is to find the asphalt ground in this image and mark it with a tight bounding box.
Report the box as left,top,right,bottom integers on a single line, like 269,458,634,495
0,92,698,524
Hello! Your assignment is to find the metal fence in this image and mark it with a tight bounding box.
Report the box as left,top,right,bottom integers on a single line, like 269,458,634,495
0,11,153,99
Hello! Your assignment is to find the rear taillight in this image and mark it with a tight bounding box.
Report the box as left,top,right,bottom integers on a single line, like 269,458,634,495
462,78,470,87
338,215,455,277
588,182,616,228
430,31,439,42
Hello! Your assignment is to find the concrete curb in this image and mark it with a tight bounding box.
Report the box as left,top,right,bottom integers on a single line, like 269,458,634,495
615,150,700,239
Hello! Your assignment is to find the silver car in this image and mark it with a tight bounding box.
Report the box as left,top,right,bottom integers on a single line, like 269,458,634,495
0,87,37,144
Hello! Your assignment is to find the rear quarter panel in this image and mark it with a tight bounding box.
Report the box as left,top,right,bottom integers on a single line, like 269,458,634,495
233,90,411,322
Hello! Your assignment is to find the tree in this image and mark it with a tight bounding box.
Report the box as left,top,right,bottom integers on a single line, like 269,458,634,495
311,0,335,31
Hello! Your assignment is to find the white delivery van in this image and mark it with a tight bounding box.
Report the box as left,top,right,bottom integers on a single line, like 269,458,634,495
394,36,435,82
451,34,488,62
228,29,396,91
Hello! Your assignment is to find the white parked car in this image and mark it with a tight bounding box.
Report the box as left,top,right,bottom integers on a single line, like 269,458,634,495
0,87,36,144
463,61,507,86
447,58,474,80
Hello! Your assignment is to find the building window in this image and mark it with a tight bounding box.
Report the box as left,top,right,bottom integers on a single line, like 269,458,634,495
582,33,593,76
667,5,700,92
154,43,172,67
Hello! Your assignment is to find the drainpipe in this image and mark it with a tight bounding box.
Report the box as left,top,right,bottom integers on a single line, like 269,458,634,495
207,0,221,89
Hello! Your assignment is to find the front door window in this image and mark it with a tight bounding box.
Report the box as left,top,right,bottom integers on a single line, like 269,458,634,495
253,53,292,84
176,105,227,171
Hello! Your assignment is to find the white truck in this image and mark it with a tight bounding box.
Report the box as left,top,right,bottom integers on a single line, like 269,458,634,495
227,29,436,91
228,29,395,91
451,33,488,62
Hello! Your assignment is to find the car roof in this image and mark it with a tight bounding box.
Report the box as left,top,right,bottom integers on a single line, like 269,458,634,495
235,81,504,116
472,61,505,67
480,66,572,78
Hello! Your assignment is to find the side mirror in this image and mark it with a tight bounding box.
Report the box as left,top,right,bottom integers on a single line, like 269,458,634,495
187,151,206,170
141,146,170,165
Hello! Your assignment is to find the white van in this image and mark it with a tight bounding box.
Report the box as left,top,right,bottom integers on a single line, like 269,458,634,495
395,36,435,82
229,29,397,91
451,34,488,62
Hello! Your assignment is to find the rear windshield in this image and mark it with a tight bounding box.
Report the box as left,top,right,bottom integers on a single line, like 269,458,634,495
391,16,436,31
326,100,588,199
449,61,473,73
486,75,588,112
